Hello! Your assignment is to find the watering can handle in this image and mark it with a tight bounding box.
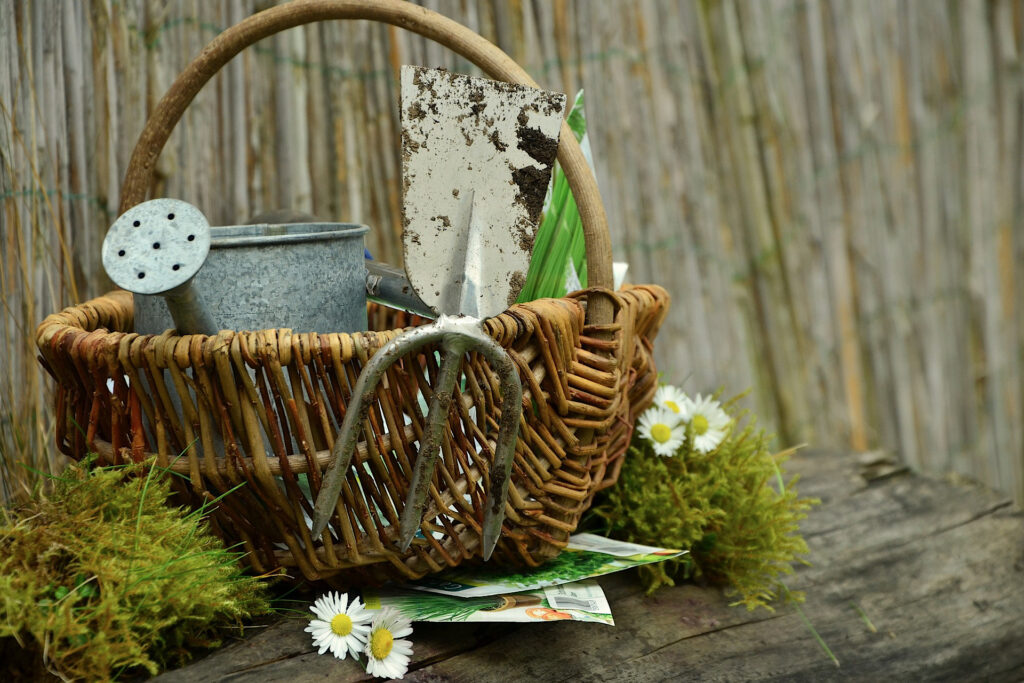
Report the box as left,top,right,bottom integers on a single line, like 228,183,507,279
117,0,614,325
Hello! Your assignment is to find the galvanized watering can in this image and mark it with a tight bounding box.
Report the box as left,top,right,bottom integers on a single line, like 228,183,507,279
132,219,371,336
105,199,429,336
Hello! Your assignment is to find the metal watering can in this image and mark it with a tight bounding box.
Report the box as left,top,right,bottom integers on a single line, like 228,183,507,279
108,200,427,337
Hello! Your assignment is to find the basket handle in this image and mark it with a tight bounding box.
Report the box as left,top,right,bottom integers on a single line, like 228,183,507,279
118,0,615,325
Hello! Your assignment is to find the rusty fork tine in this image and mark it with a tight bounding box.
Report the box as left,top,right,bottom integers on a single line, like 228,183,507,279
396,340,465,551
470,334,524,560
311,324,450,538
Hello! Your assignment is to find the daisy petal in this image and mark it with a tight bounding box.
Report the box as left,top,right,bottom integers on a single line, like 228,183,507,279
306,591,375,663
638,406,686,457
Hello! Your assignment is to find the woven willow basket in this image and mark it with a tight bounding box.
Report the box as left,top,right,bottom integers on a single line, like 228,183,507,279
35,0,670,585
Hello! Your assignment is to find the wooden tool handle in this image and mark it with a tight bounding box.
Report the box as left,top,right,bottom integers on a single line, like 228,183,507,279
117,0,615,323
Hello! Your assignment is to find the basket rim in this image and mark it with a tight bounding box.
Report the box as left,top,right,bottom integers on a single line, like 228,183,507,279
37,287,661,343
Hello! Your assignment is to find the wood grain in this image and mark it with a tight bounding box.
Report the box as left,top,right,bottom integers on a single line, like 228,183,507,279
156,449,1024,682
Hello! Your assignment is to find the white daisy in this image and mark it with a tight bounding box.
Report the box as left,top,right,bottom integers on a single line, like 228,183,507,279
637,406,686,457
365,607,414,680
305,591,372,660
684,394,731,454
654,384,692,417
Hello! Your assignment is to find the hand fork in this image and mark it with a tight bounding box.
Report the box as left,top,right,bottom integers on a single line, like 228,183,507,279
311,196,523,561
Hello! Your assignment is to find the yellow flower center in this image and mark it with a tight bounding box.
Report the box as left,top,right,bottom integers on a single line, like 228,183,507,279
370,628,394,660
665,400,680,414
692,414,709,435
330,613,353,636
651,423,672,444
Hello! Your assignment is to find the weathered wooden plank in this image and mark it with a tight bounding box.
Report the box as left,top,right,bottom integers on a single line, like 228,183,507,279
156,616,516,682
157,449,1024,681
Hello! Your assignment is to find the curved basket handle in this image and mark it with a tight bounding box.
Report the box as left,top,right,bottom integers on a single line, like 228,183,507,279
118,0,614,324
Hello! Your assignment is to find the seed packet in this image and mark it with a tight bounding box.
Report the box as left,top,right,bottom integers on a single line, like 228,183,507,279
407,533,684,598
363,579,614,625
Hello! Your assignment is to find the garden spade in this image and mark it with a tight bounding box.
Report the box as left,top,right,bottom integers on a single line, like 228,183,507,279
312,66,566,561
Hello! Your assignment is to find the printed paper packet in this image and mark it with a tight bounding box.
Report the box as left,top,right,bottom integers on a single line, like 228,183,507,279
364,580,614,625
408,533,685,598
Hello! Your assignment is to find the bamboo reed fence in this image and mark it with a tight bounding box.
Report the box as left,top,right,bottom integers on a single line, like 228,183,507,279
2,0,1022,504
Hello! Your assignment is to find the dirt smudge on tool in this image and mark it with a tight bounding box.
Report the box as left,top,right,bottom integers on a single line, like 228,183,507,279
406,102,426,121
511,164,550,225
467,84,487,119
508,271,526,306
517,125,558,166
510,216,536,255
489,128,507,152
511,98,560,226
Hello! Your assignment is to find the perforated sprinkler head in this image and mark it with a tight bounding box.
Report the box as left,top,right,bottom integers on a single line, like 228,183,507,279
102,198,217,335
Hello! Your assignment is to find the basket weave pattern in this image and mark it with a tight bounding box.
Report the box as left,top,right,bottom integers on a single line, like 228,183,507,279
36,285,668,582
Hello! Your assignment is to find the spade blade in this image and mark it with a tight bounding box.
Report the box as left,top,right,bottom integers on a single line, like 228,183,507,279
400,66,566,319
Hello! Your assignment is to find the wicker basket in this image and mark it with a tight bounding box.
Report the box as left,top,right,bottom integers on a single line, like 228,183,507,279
35,0,670,585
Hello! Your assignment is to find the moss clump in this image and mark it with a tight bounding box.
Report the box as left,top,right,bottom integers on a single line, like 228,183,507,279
586,396,817,610
0,459,271,680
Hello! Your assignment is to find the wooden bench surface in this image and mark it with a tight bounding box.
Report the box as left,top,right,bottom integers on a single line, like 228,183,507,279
158,450,1024,681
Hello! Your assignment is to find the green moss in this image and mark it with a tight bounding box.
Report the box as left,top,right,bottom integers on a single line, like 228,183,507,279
585,397,818,610
0,459,271,680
